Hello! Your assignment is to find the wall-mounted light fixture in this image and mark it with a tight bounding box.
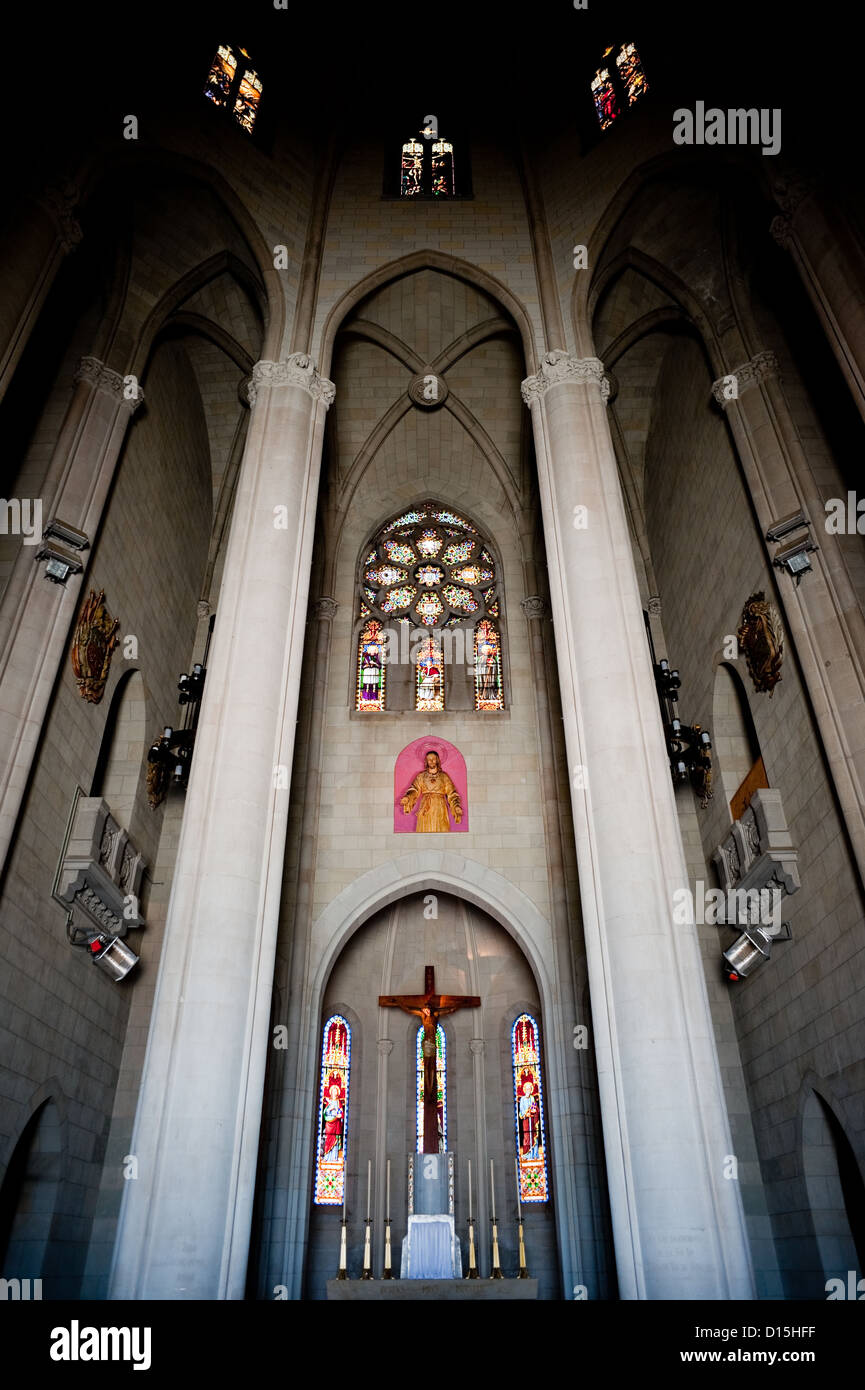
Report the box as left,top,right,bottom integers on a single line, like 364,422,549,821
645,624,714,808
723,920,792,982
34,517,89,585
88,932,140,982
766,510,818,585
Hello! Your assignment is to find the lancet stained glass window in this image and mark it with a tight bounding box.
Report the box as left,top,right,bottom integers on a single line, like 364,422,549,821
416,1023,447,1152
399,134,457,197
356,619,386,711
314,1015,351,1205
474,620,503,709
203,45,262,134
591,42,648,131
416,636,445,711
512,1014,548,1203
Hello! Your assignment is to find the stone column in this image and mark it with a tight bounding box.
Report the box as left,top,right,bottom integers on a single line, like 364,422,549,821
711,351,865,888
0,183,82,406
521,350,754,1300
770,174,865,425
108,353,334,1300
0,357,143,871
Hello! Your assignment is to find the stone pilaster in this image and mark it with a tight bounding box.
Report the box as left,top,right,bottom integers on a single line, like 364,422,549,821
710,353,865,888
108,357,334,1300
768,170,865,425
521,351,754,1299
0,357,143,872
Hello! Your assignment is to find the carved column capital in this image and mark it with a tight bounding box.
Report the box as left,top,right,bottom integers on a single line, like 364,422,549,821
75,356,144,414
312,596,339,622
521,351,610,407
521,595,547,621
647,595,662,616
249,354,336,409
469,1038,484,1056
37,181,83,252
711,351,781,409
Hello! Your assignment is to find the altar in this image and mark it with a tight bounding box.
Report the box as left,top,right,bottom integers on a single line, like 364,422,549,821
400,1152,461,1279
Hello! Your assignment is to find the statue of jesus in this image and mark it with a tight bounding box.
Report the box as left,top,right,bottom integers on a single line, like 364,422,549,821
400,750,462,832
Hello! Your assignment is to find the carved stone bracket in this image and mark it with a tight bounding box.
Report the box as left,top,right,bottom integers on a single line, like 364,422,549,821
57,797,147,939
712,787,800,901
249,354,336,409
377,1038,394,1056
75,356,144,414
769,215,794,251
711,351,780,409
521,595,546,621
521,351,610,407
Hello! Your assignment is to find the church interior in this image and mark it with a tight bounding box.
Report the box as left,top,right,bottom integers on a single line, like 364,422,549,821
0,4,863,1305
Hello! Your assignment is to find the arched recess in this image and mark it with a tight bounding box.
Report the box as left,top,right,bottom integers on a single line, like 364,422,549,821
318,249,539,380
269,854,583,1300
302,887,561,1298
800,1082,865,1279
0,1090,65,1282
90,669,148,830
712,662,764,818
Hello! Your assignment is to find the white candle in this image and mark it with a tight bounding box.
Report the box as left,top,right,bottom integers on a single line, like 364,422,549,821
490,1158,495,1221
515,1156,521,1220
386,1158,390,1218
367,1159,371,1220
342,1177,346,1223
468,1159,472,1221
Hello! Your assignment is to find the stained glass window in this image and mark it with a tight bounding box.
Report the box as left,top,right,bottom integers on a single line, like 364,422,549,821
591,67,619,130
357,620,386,711
399,135,457,198
204,44,236,107
442,584,478,613
431,139,455,196
203,45,262,133
401,138,424,197
356,502,504,710
474,620,503,710
416,636,445,711
417,1023,447,1152
381,585,416,613
314,1015,351,1205
591,41,648,131
616,42,648,105
512,1014,548,1203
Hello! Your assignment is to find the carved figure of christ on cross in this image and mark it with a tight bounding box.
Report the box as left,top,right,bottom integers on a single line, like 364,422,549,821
379,965,481,1154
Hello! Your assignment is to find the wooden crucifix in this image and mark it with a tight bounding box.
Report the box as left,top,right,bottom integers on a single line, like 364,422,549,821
379,965,481,1153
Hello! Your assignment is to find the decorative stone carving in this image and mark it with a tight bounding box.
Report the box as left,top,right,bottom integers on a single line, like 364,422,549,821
711,351,780,408
197,599,211,620
647,595,662,616
249,354,336,409
737,591,784,697
469,1038,485,1056
521,351,610,406
712,787,800,899
770,214,794,251
520,595,546,621
312,596,339,622
37,181,83,252
74,356,144,413
408,371,448,409
70,589,120,703
57,796,147,938
770,171,815,218
377,1038,394,1056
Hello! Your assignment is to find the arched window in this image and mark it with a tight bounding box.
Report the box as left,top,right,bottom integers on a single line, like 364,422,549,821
591,41,648,131
356,619,387,711
416,1023,447,1153
473,620,503,710
203,44,263,133
313,1016,351,1205
355,501,504,713
399,135,456,197
512,1014,549,1203
416,635,445,711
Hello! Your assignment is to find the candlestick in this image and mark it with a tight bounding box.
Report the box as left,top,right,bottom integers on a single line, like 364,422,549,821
468,1159,472,1221
386,1158,390,1219
515,1156,521,1219
490,1158,495,1221
366,1159,371,1221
